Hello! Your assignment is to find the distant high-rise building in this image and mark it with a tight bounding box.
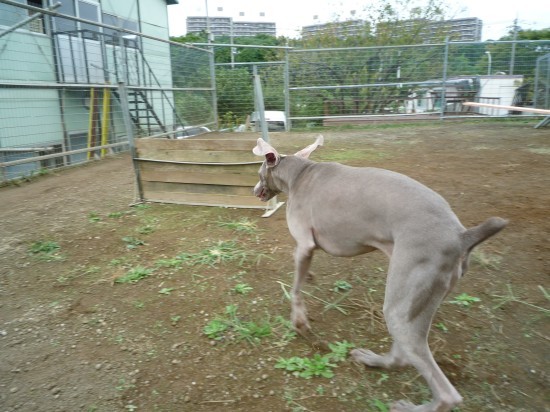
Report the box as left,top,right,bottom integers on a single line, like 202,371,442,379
186,16,276,37
377,17,483,42
302,17,483,42
302,20,368,39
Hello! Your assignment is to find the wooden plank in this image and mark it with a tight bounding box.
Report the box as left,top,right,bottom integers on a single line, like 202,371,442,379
138,160,260,174
140,168,259,186
135,149,258,163
463,102,550,115
143,190,265,208
138,161,259,186
135,138,257,152
141,180,255,196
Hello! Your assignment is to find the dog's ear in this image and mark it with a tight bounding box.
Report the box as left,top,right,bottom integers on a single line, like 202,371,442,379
294,134,324,159
253,138,280,167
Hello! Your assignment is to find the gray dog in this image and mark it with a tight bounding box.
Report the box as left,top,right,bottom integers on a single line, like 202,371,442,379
253,135,507,412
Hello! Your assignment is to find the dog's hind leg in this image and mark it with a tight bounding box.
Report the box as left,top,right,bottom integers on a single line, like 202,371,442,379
354,254,463,412
290,242,315,335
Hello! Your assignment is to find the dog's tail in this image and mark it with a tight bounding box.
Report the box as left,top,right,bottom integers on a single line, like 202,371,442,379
460,217,508,276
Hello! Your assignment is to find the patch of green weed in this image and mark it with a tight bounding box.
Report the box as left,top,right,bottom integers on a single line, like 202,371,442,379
28,240,63,261
449,293,481,307
203,304,272,344
217,217,260,234
114,266,153,284
122,236,146,249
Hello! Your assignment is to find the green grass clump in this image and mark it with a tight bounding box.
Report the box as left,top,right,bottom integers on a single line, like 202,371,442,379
217,218,260,234
114,266,153,284
203,304,272,344
28,240,63,261
275,340,356,379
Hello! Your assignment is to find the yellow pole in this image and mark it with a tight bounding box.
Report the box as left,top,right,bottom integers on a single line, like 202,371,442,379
101,88,111,157
87,88,95,160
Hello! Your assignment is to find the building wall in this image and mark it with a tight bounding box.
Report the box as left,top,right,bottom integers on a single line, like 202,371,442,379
0,0,176,180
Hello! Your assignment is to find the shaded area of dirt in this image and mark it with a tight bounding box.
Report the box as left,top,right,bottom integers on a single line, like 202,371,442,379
1,121,549,412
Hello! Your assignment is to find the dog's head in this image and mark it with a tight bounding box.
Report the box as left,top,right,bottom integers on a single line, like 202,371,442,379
252,135,323,202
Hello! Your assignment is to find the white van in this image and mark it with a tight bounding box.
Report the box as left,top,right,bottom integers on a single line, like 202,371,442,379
250,111,287,132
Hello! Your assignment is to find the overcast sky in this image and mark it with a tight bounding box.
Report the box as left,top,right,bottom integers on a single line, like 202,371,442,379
167,0,550,41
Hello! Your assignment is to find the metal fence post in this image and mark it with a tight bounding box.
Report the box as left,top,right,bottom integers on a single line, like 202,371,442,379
253,65,269,143
440,37,450,119
208,46,219,130
284,47,291,131
118,82,144,202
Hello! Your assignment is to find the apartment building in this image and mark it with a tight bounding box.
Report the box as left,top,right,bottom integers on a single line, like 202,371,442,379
186,16,276,37
302,17,482,42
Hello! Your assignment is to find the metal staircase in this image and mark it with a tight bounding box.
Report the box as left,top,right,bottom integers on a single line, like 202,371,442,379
114,89,168,137
53,29,185,137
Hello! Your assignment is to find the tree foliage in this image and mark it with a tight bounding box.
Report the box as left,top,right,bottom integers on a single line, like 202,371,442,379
168,3,550,125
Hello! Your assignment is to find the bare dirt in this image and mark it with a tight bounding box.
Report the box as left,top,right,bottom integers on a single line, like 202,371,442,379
1,121,549,412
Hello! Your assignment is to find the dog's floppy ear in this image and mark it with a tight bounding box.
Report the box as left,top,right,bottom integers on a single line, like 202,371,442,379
253,138,280,167
294,134,324,159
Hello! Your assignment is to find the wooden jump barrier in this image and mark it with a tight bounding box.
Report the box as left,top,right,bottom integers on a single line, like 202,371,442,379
463,102,550,128
134,134,277,212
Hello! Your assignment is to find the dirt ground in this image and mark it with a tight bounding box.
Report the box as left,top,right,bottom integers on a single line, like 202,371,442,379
1,121,549,412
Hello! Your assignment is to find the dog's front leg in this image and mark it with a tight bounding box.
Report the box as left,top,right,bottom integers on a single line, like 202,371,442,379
291,245,314,334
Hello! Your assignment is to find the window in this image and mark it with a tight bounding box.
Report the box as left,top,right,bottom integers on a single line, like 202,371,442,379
102,13,139,45
53,0,100,38
78,0,100,39
27,0,45,34
55,0,77,32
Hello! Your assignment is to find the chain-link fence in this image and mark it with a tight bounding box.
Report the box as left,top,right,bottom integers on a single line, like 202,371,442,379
1,0,549,182
0,0,215,182
534,53,550,110
206,40,549,128
287,40,550,123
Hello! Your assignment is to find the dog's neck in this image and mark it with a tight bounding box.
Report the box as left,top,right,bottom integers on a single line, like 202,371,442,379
270,156,315,194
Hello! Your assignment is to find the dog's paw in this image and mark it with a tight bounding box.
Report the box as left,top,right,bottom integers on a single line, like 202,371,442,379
390,400,417,412
351,348,383,367
291,311,311,335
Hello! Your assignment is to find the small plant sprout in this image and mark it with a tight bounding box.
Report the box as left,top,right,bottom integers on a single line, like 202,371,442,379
88,212,101,222
203,319,228,340
202,305,272,344
114,266,153,284
327,340,355,362
435,322,449,332
449,293,481,307
178,240,248,267
122,236,146,249
28,240,63,261
372,399,390,412
275,354,336,379
217,217,259,234
376,372,390,385
155,258,183,268
137,224,155,235
29,240,60,255
170,315,181,326
233,283,253,295
275,340,355,379
333,279,352,292
159,287,175,295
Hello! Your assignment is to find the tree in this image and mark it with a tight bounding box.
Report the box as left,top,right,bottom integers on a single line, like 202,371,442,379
287,0,449,119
